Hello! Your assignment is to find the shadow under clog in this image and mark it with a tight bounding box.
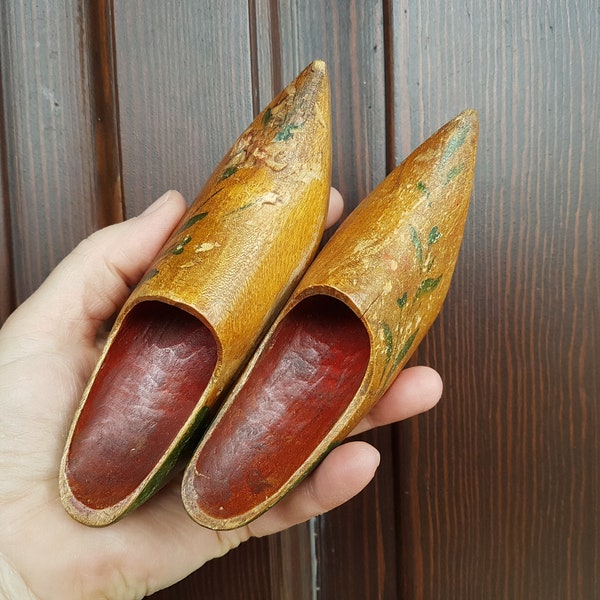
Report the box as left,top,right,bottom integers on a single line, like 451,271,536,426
182,109,479,530
59,60,332,526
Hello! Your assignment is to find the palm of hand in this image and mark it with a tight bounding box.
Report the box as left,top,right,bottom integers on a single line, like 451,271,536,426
0,295,239,599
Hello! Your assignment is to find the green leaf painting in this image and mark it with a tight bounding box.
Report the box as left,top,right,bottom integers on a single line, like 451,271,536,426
262,107,272,126
416,181,430,197
409,226,423,264
441,122,470,166
410,224,443,271
445,163,465,184
275,122,301,141
381,328,419,388
428,226,442,245
389,330,419,377
397,293,408,309
415,275,443,299
220,165,238,180
379,222,445,384
381,322,394,369
179,212,208,232
172,234,192,255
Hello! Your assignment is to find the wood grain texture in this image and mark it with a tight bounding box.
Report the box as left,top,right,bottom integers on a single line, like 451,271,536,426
113,4,273,596
275,0,388,212
113,0,256,216
316,428,401,600
392,1,599,598
262,2,403,598
0,0,103,305
150,543,272,600
0,71,14,322
85,0,124,228
268,522,315,600
252,0,281,111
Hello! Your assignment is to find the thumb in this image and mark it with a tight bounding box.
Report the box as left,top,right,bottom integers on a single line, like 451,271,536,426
4,190,187,348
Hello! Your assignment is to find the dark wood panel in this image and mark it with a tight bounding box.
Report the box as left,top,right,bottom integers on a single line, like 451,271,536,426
0,180,13,323
0,0,103,304
148,540,272,600
392,1,599,597
270,2,400,598
112,3,276,598
253,0,280,109
276,0,388,213
86,0,124,228
113,0,256,216
0,67,14,323
268,523,315,600
316,429,400,600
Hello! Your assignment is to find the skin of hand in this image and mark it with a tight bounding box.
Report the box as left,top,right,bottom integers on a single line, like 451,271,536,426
0,189,442,600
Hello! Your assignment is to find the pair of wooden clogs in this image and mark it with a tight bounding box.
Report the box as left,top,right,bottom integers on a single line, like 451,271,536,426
59,61,479,530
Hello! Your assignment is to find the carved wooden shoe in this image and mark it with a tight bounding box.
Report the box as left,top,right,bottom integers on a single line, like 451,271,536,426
181,110,479,530
59,61,332,526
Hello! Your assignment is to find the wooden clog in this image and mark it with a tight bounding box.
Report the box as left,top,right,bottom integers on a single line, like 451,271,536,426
181,110,479,530
59,61,332,526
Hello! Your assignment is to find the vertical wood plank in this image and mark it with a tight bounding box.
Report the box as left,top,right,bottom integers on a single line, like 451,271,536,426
113,1,256,216
253,0,279,110
316,432,400,600
113,3,275,598
268,523,315,600
149,544,272,600
262,2,399,599
0,111,14,323
0,0,103,304
0,59,15,322
86,0,124,228
391,1,599,597
276,0,388,212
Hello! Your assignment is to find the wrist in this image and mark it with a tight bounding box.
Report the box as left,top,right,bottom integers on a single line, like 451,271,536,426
0,552,38,600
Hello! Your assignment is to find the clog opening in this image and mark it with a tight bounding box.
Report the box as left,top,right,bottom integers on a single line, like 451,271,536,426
191,294,371,520
66,300,218,510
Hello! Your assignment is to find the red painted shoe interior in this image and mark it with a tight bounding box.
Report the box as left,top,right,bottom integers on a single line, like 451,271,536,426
192,294,371,519
66,301,218,509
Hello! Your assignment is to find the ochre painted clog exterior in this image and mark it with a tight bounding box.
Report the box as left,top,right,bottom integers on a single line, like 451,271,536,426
296,109,479,391
182,110,479,530
59,61,332,526
131,60,331,381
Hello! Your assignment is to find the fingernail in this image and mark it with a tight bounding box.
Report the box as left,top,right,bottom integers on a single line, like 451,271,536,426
372,448,381,468
140,190,175,217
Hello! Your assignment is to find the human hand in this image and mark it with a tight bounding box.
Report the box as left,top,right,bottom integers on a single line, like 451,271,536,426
0,189,442,599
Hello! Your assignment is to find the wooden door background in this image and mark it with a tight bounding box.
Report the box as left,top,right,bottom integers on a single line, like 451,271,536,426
1,1,598,598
